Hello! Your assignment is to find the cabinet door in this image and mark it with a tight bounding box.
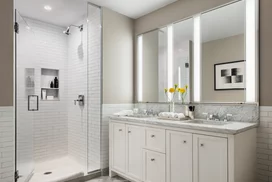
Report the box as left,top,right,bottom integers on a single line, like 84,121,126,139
193,135,228,182
166,131,192,182
143,150,166,182
112,123,126,173
126,125,145,180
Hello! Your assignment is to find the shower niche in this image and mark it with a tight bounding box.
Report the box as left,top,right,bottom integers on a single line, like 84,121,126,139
41,68,59,101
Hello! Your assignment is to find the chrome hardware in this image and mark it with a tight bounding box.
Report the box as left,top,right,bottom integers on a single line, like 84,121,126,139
151,158,155,161
74,95,84,106
183,140,187,143
128,131,131,133
223,114,233,122
28,95,39,111
200,144,204,147
209,113,220,121
151,135,155,138
119,129,122,132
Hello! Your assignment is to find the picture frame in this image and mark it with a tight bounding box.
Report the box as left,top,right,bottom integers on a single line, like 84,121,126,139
214,60,246,91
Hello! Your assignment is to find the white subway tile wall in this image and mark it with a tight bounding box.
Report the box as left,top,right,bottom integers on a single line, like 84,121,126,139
101,104,134,169
22,18,69,162
67,19,88,169
0,107,14,182
87,5,102,171
257,106,272,182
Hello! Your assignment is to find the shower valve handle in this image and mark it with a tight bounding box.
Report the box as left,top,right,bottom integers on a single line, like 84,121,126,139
74,95,84,106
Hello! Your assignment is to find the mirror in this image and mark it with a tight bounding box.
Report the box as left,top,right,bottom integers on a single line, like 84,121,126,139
137,0,258,104
201,1,246,102
138,19,193,103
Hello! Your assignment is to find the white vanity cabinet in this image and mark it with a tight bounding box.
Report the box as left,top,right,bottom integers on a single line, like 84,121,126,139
109,119,256,182
166,131,193,182
111,123,126,173
126,125,145,180
143,149,166,182
193,135,228,182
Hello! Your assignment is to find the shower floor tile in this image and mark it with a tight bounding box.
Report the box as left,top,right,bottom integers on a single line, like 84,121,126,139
29,156,84,182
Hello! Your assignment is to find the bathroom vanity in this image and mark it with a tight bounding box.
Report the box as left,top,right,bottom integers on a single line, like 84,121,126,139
109,116,257,182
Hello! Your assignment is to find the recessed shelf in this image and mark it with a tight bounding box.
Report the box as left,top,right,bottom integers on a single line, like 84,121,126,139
41,68,60,101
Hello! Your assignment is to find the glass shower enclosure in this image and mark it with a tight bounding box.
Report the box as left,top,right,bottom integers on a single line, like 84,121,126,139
15,2,102,182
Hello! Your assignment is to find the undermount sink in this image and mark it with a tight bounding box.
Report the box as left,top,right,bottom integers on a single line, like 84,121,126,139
127,115,152,118
187,119,230,126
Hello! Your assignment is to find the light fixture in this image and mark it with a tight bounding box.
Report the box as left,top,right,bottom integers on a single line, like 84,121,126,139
167,25,173,90
246,0,258,102
193,15,201,102
137,35,143,102
44,5,52,11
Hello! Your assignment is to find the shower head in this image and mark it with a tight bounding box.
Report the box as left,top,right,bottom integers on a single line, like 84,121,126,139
63,27,70,35
79,25,83,32
63,25,83,35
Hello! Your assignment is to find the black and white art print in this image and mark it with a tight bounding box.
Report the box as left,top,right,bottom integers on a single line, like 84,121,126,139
214,60,245,90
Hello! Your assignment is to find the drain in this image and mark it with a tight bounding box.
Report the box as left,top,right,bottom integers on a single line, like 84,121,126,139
44,172,52,175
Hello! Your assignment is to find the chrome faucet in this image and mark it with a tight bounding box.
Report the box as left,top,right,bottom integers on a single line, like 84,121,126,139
209,113,220,121
203,112,220,121
223,114,233,122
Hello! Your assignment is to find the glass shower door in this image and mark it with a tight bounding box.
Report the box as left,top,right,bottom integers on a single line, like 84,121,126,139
15,10,36,182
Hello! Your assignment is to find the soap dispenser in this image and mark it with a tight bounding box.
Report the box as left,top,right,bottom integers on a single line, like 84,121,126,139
54,77,59,88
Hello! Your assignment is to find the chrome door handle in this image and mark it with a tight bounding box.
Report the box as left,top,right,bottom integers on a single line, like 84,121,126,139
28,95,39,111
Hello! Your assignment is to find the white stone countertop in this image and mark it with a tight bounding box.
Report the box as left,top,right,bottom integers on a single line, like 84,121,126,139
109,116,258,135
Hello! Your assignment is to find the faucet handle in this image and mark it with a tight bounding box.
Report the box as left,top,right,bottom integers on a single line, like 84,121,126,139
223,114,233,122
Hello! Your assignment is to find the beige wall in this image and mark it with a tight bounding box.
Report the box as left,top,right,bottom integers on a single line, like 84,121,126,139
202,34,245,102
260,0,272,106
142,30,159,102
102,8,134,104
134,0,233,35
0,0,13,106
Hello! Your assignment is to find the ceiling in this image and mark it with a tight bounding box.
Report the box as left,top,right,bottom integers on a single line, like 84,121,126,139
16,0,177,27
87,0,177,19
16,0,87,27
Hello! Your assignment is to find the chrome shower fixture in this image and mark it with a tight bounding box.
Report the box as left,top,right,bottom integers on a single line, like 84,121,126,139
63,24,83,35
63,27,70,35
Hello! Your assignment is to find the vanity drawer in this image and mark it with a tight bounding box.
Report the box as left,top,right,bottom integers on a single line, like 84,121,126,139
143,149,166,182
145,128,165,153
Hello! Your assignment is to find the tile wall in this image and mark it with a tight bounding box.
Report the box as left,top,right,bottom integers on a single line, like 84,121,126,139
257,106,272,182
0,107,14,182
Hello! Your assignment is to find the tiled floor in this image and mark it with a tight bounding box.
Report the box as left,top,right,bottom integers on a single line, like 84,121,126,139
86,176,129,182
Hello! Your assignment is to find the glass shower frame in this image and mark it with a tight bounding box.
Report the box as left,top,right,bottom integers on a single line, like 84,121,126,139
14,2,103,181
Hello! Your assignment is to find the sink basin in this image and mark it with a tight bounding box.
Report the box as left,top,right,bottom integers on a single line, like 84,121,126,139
127,115,152,118
187,119,230,126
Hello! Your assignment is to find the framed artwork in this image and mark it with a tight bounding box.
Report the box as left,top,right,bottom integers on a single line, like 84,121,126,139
214,60,245,91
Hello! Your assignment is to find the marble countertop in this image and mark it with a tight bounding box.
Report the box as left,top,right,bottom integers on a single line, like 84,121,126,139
109,116,258,135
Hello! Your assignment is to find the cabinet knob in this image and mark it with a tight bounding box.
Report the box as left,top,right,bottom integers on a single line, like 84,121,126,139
119,129,122,132
151,158,155,161
200,144,204,147
128,131,131,133
151,135,155,138
183,140,187,144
